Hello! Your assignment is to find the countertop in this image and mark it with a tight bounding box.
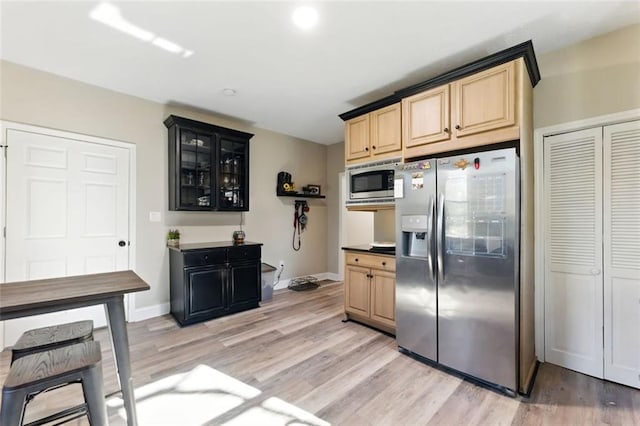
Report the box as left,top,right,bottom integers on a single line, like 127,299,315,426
342,244,396,256
168,241,263,252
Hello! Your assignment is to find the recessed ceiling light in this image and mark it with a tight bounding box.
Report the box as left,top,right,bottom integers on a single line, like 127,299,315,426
292,6,318,30
222,88,237,96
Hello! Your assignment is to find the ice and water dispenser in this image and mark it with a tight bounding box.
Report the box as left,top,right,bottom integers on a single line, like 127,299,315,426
400,215,430,258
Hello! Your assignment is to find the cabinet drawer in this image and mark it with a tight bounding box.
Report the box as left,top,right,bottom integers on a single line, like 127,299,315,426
183,249,226,267
345,252,395,271
228,245,261,261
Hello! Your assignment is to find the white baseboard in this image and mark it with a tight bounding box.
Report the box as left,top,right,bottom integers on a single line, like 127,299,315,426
324,272,341,281
131,302,170,322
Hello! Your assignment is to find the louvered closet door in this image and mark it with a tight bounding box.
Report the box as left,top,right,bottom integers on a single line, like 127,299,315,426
544,128,604,378
603,120,640,389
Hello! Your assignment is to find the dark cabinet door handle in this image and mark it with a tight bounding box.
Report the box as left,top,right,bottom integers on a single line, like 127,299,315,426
364,147,369,151
355,258,359,262
443,128,449,133
455,124,461,130
372,145,376,149
382,262,386,266
118,240,126,247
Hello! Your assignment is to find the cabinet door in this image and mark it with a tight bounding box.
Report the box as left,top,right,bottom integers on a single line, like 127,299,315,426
370,103,401,156
345,265,371,317
229,261,260,309
186,265,226,318
178,129,213,210
603,120,640,389
217,135,249,211
370,269,395,327
402,85,450,148
454,61,515,137
345,115,370,162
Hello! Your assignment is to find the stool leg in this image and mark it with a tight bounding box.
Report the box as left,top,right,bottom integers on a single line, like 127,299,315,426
0,389,27,426
82,365,107,426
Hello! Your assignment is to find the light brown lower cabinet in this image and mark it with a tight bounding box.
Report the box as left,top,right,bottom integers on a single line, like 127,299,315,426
344,251,395,334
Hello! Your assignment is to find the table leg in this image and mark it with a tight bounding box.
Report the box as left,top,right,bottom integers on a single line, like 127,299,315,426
105,296,138,426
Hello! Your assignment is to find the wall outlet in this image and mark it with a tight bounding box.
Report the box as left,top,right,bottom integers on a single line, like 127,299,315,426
279,260,285,269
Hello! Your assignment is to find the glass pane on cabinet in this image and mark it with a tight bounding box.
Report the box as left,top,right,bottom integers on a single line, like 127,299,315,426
180,131,212,208
218,138,246,209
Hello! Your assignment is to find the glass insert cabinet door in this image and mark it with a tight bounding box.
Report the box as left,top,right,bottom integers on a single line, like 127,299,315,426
218,137,248,210
180,130,212,208
165,115,253,211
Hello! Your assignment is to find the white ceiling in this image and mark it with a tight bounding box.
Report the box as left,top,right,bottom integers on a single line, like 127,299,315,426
1,1,639,145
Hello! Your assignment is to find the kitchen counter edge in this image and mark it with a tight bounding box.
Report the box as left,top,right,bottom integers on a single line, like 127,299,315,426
342,245,396,257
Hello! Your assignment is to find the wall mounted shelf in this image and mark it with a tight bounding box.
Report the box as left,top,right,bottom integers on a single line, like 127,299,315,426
276,192,325,199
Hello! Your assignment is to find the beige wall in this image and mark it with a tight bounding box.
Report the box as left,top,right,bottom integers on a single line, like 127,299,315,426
1,60,329,310
534,24,640,128
326,142,344,274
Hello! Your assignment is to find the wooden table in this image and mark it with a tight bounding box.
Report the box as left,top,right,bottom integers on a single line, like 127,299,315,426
0,270,150,426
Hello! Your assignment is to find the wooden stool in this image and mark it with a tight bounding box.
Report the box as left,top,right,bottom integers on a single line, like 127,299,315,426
1,341,107,426
11,321,94,365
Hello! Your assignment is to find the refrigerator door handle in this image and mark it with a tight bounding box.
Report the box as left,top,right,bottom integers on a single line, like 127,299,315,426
427,196,435,280
437,192,445,281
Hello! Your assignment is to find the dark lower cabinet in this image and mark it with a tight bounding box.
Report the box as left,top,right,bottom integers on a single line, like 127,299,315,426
187,266,226,318
229,261,260,309
169,242,262,326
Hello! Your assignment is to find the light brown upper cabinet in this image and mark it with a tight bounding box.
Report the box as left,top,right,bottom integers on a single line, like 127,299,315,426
403,60,520,160
454,61,516,137
402,84,451,148
345,103,401,165
345,114,370,162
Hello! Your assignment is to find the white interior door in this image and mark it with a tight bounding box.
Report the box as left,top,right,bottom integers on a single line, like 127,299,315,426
544,127,604,378
603,120,640,389
2,127,130,347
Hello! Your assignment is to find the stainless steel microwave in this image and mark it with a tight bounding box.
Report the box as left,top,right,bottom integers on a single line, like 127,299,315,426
346,159,400,205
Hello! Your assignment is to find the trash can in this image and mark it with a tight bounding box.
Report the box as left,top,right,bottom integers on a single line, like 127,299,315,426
261,263,277,302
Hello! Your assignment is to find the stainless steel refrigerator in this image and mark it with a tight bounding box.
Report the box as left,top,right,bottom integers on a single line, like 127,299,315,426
395,147,519,392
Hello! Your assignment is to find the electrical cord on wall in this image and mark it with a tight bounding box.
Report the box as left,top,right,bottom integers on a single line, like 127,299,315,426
274,264,284,286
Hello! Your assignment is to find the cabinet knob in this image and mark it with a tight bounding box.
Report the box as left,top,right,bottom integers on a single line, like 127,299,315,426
372,145,376,150
382,261,386,266
455,124,461,130
365,147,369,151
204,255,209,260
355,258,359,262
443,128,449,133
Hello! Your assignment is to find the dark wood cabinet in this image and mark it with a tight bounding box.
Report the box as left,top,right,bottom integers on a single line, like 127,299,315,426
169,242,262,326
164,115,253,211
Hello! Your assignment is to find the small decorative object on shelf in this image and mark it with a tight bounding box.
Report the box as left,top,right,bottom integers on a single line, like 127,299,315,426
232,230,245,244
302,185,321,195
167,229,180,247
276,172,325,199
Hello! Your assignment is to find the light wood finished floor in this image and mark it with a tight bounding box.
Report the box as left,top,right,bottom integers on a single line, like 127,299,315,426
1,280,638,425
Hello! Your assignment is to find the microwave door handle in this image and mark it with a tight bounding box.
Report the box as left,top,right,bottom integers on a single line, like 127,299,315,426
427,196,435,281
437,192,445,282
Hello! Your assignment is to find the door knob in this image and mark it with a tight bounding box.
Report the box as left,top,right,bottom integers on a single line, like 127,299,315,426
590,268,601,275
118,240,127,247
